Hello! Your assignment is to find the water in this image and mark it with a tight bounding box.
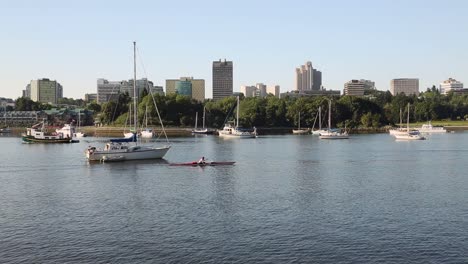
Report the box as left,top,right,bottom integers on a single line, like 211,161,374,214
1,133,468,263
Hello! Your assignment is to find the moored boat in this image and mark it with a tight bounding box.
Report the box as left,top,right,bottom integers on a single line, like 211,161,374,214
22,120,75,143
85,42,171,162
218,96,257,138
418,122,446,133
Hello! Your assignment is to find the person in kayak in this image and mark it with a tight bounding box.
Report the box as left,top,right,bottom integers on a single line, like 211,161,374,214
197,156,206,165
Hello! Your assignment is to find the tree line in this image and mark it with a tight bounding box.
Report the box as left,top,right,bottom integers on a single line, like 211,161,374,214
12,86,468,128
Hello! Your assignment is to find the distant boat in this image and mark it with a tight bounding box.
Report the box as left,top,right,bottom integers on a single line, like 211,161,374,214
218,96,257,138
85,42,171,161
394,103,425,140
140,105,154,138
74,110,87,138
22,119,75,143
292,111,310,134
319,99,349,139
389,108,417,136
418,121,447,133
192,107,213,134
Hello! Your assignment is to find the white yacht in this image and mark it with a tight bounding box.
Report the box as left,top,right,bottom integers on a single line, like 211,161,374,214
418,122,447,133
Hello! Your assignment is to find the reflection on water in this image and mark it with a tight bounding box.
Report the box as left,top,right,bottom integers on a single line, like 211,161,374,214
0,133,468,263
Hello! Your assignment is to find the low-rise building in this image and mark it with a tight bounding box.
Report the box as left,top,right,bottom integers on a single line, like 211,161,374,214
440,78,463,95
166,77,205,102
344,80,365,96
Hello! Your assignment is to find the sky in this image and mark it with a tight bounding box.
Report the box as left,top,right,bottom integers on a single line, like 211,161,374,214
1,0,467,99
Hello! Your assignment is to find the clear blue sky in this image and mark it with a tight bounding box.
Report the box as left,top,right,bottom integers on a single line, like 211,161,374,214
1,0,467,99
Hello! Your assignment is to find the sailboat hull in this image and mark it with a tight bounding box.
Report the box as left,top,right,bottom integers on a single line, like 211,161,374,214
292,129,309,134
192,129,214,134
86,146,171,161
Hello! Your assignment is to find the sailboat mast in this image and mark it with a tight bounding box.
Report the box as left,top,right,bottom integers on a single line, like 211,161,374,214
328,100,331,131
407,103,410,132
202,107,205,129
319,106,321,130
298,112,301,130
399,108,402,129
236,96,239,128
133,41,138,138
195,112,198,130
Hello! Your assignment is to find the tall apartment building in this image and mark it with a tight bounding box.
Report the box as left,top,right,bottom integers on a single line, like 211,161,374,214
390,78,419,96
440,78,463,95
344,80,366,96
28,78,63,104
166,77,205,102
295,61,322,92
212,59,233,100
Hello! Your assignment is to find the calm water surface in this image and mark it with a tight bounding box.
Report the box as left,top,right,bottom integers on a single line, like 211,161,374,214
0,133,467,263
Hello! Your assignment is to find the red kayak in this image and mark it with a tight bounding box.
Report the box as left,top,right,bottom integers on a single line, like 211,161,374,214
170,161,236,166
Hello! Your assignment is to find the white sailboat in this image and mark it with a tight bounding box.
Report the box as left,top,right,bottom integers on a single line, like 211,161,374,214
319,99,349,139
140,105,154,138
311,106,328,135
74,109,86,138
218,96,257,138
85,42,170,161
124,102,136,138
389,108,414,136
192,107,212,134
394,103,425,140
292,111,310,134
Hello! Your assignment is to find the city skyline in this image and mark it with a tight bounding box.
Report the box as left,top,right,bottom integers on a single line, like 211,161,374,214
1,0,467,100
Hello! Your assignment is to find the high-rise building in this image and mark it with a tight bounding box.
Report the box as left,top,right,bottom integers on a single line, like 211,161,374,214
267,85,280,98
29,78,63,104
97,78,121,103
295,61,322,92
213,59,233,100
390,78,419,96
440,78,463,95
97,78,163,104
240,85,257,98
256,83,267,98
166,77,205,102
344,80,366,96
23,84,31,98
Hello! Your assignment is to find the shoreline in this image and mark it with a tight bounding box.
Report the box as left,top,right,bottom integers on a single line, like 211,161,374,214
3,125,467,137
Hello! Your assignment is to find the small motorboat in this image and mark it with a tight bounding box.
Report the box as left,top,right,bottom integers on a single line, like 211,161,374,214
170,161,236,167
